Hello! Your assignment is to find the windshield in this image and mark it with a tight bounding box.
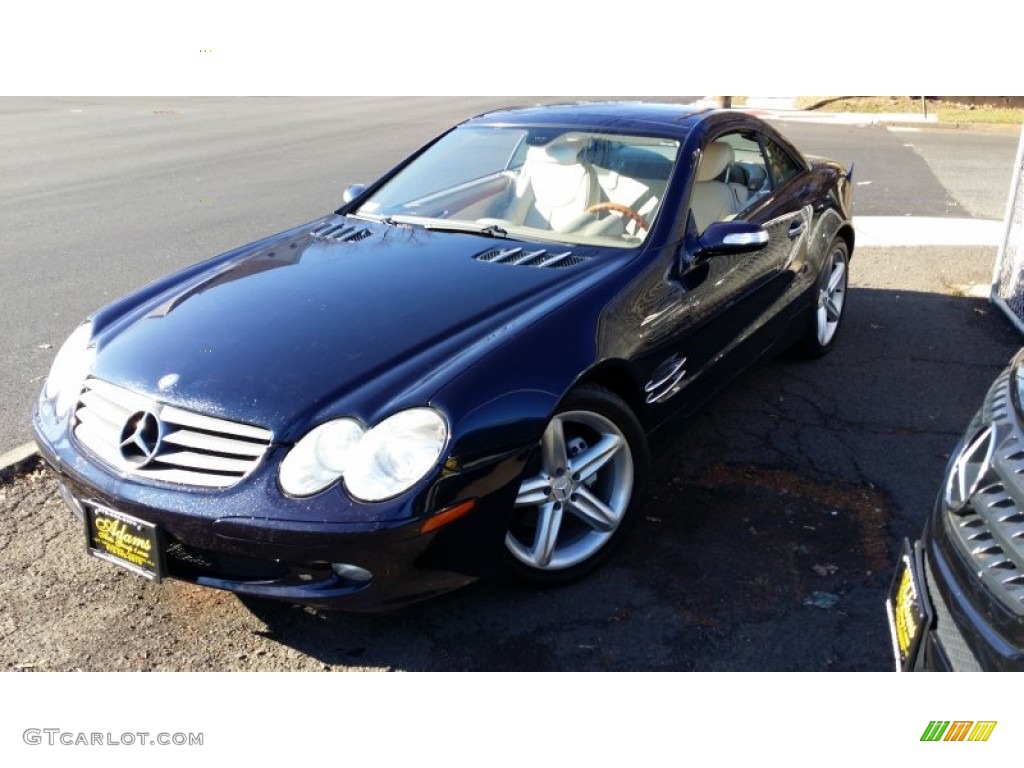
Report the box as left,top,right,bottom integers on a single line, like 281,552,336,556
354,126,680,249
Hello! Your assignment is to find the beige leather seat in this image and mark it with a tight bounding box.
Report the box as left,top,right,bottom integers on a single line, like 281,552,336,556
507,143,601,232
689,141,744,233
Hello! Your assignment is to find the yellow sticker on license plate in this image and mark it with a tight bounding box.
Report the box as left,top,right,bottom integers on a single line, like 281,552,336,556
886,542,929,671
893,567,918,656
86,505,163,581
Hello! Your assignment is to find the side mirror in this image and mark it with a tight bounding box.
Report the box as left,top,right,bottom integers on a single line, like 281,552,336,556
342,184,367,204
698,221,769,256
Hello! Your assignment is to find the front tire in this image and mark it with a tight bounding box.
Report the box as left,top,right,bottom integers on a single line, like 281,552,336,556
505,384,649,585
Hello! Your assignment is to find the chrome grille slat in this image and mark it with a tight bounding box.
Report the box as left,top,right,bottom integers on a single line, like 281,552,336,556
161,429,266,457
74,404,121,435
79,389,131,426
86,378,153,412
72,378,272,490
160,404,271,441
136,467,245,489
153,450,255,474
74,419,125,467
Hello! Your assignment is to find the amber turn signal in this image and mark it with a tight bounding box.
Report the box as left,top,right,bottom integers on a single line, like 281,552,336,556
420,499,477,533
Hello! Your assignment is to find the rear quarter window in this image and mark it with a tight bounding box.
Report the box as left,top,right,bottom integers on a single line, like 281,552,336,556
763,137,803,186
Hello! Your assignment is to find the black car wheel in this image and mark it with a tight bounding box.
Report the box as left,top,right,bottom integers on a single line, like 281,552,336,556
800,237,849,357
505,384,649,585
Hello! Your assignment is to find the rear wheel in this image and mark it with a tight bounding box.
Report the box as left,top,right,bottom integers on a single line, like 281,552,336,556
800,237,849,357
505,384,648,585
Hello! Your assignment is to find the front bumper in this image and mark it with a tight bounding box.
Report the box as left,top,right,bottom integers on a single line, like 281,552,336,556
896,512,1024,671
34,405,527,611
894,525,986,671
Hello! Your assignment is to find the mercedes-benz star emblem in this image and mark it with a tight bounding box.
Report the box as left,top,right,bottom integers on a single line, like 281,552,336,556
119,411,163,468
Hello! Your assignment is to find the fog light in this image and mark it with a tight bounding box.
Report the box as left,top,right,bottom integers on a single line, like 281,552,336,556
57,481,85,522
331,563,373,583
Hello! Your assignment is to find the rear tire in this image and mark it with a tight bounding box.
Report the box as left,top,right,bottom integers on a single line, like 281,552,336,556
799,237,849,357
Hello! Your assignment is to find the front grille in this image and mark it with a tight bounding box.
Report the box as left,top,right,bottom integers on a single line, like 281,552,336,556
475,247,586,268
944,367,1024,614
73,378,273,489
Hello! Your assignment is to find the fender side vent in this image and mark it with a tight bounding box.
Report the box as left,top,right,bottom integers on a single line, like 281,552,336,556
475,247,586,268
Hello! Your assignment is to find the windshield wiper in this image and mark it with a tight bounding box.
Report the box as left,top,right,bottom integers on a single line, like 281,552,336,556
349,212,406,228
420,222,509,239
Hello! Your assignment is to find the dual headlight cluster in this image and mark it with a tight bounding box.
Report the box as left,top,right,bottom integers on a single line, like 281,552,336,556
279,408,448,501
43,322,96,419
43,323,447,504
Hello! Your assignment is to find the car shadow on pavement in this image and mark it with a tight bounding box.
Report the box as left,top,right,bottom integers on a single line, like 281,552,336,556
238,287,1021,671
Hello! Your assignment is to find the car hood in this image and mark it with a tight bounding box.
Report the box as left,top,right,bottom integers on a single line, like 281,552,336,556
90,217,611,439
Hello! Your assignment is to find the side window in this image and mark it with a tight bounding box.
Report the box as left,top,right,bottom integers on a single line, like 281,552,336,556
762,137,802,188
689,131,768,233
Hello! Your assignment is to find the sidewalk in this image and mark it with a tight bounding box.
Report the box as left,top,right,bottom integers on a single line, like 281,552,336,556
740,96,940,126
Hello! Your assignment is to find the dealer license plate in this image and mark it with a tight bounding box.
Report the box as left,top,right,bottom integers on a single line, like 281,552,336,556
85,504,164,581
885,539,930,671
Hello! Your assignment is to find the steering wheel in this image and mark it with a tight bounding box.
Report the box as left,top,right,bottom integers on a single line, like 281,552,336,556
585,202,649,233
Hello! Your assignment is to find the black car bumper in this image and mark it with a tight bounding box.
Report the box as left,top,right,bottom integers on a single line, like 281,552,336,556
34,411,525,611
894,506,1024,671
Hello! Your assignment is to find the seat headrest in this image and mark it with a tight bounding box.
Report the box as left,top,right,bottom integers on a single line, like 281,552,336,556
527,143,583,165
696,142,734,182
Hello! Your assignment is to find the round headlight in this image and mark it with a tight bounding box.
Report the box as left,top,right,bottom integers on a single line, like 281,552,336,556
343,408,448,502
43,322,95,419
279,418,364,497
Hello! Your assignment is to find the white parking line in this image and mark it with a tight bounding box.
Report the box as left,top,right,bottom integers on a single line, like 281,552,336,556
853,216,1003,247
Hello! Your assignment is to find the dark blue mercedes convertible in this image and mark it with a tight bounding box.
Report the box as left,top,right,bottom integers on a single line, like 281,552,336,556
33,102,854,609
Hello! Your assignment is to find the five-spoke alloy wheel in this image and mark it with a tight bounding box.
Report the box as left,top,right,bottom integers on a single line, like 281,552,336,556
505,385,648,584
801,237,849,357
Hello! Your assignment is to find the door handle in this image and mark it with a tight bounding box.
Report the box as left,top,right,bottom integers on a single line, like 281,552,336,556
788,220,806,238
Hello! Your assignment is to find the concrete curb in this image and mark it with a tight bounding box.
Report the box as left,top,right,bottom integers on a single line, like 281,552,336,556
0,442,39,475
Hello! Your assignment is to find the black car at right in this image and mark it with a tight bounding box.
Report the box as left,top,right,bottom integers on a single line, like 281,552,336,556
889,347,1024,670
